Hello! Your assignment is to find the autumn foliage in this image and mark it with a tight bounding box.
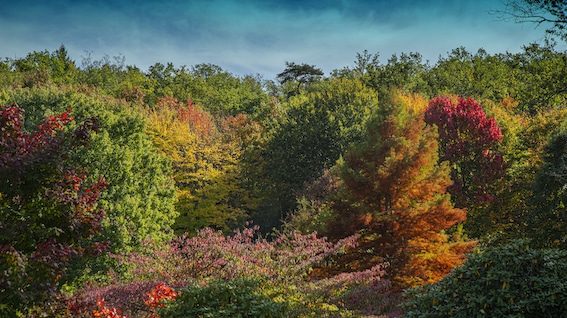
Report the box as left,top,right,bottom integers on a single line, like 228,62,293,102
144,283,178,311
0,104,108,315
92,299,127,318
5,45,567,317
146,96,262,232
0,105,72,173
329,95,476,287
425,96,505,206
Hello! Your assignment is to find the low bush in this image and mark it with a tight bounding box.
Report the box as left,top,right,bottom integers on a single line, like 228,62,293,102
70,226,397,317
403,240,567,318
158,279,293,318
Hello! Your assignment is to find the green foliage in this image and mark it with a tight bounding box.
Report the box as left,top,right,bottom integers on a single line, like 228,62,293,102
0,88,177,250
284,169,340,235
285,196,336,235
529,129,567,248
404,240,567,318
10,46,78,88
333,51,429,100
467,98,528,240
159,279,348,318
487,107,567,243
427,48,520,102
428,44,567,114
158,280,291,318
336,45,567,115
514,43,567,113
146,63,268,115
261,77,377,219
0,48,270,116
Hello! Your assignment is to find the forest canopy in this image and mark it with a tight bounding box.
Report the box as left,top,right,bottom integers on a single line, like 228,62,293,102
1,39,567,317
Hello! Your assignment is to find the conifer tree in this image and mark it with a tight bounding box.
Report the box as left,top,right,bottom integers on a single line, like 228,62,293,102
330,93,475,287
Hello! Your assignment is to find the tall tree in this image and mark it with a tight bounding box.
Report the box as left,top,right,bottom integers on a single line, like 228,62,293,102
145,97,263,233
329,93,475,287
261,78,377,225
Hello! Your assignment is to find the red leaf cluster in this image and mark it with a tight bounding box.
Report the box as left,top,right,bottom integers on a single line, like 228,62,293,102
92,299,127,318
425,97,505,205
0,105,73,172
52,171,108,234
178,99,214,137
144,282,178,311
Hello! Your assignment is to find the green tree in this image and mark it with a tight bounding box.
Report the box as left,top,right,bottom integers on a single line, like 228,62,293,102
8,45,78,88
529,128,567,248
277,62,324,96
333,51,429,99
260,78,377,225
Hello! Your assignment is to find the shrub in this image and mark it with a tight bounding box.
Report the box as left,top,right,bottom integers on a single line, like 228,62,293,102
70,226,361,316
117,226,358,286
158,279,292,318
403,241,567,318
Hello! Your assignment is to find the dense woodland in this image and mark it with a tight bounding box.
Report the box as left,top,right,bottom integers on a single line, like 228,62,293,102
1,24,567,317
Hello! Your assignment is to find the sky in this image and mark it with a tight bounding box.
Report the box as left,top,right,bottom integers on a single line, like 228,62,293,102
0,0,557,78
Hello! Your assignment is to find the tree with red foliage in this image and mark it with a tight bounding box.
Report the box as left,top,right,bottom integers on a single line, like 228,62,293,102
0,104,107,315
329,96,476,287
425,96,505,208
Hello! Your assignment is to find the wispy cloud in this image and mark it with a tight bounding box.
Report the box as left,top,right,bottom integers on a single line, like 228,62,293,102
0,0,554,77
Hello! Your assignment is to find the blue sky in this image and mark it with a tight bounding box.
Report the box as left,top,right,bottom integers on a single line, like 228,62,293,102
0,0,556,78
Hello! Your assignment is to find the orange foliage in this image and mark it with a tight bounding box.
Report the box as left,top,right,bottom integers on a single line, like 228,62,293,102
92,299,126,318
500,96,519,111
329,96,476,288
155,96,215,137
178,99,215,137
144,283,178,317
220,113,263,146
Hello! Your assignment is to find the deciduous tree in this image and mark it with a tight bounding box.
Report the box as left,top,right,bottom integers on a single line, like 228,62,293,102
0,104,108,315
425,96,505,208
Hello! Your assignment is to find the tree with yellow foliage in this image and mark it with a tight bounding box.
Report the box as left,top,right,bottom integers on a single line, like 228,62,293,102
144,97,261,232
